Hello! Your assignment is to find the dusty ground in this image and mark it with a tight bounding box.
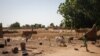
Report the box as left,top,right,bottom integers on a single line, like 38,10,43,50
0,36,100,56
0,29,100,56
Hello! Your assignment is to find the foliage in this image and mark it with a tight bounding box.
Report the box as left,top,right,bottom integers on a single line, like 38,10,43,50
50,23,55,28
9,22,20,29
58,0,100,28
22,24,45,29
22,24,31,29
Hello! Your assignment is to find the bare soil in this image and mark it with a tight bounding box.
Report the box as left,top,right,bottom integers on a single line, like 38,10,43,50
0,29,100,56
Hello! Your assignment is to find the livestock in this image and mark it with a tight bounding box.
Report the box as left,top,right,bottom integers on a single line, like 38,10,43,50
55,36,66,47
22,31,37,42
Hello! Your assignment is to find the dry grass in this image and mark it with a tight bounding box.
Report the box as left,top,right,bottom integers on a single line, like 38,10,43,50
1,28,100,56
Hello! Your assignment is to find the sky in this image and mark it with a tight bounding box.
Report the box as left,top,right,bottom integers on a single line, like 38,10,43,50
0,0,64,27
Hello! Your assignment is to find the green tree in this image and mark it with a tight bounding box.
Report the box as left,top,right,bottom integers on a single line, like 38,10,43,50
10,22,20,29
22,24,45,29
22,24,31,29
41,25,45,28
34,24,42,29
50,23,55,28
58,0,100,28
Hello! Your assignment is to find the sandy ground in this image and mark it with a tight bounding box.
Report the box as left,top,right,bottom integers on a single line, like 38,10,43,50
1,29,100,56
43,44,100,56
0,36,100,56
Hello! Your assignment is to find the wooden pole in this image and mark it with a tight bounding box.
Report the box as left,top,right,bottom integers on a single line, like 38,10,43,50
0,23,3,38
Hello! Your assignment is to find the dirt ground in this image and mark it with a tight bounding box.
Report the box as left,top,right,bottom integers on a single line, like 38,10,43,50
0,29,100,56
0,36,99,56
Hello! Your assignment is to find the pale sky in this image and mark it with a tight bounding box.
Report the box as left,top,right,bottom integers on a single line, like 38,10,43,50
0,0,64,27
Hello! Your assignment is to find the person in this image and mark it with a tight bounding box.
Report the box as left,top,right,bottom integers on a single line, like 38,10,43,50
83,34,89,52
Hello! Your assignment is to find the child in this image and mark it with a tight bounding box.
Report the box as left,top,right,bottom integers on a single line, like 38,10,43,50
83,34,89,52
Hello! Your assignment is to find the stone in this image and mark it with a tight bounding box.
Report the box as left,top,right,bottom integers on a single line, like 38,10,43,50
39,42,42,45
12,47,19,54
7,38,10,42
2,51,9,54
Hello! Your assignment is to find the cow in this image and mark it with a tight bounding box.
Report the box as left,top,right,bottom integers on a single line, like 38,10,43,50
22,31,37,42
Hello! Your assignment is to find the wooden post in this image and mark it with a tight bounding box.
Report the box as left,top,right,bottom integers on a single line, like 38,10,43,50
0,23,3,38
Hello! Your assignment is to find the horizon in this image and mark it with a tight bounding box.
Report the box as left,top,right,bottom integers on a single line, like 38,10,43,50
0,0,64,27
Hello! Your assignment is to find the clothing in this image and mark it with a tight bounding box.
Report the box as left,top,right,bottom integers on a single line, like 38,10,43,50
83,35,89,51
83,35,87,47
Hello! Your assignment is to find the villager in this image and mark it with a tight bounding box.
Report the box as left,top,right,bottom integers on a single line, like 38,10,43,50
83,35,89,52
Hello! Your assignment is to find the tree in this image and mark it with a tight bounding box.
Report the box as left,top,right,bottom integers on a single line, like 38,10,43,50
33,24,45,29
22,24,31,29
50,23,55,28
34,24,41,28
22,24,45,29
58,0,100,28
41,25,45,28
10,22,20,29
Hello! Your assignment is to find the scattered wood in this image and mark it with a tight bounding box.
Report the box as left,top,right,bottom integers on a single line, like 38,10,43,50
96,45,100,47
0,44,5,48
3,31,18,34
2,51,9,54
